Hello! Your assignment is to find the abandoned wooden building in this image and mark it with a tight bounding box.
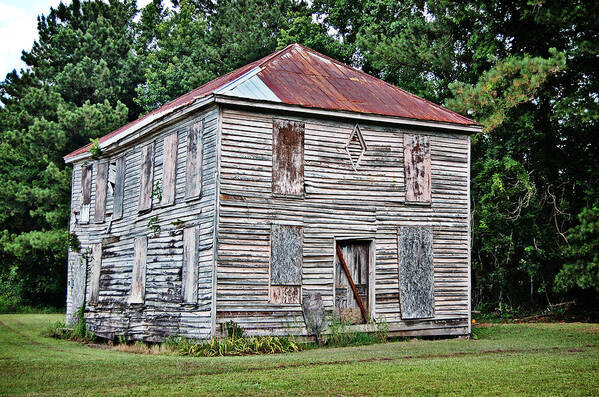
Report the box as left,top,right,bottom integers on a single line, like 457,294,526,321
64,43,481,341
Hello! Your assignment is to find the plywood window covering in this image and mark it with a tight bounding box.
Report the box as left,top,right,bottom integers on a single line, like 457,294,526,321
94,161,109,223
182,226,199,304
270,224,302,304
161,133,178,206
185,121,203,200
128,236,147,304
80,164,92,224
272,119,304,196
88,243,103,304
112,157,126,220
404,134,431,203
139,143,154,212
398,226,434,319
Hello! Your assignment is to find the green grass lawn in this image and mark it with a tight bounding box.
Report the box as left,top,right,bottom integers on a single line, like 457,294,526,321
1,314,598,396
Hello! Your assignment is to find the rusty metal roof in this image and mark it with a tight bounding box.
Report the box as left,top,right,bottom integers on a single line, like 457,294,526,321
65,43,476,159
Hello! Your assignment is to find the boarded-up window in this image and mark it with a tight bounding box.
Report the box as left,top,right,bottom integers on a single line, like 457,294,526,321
94,162,108,223
182,226,199,304
139,143,154,212
272,120,304,196
89,243,102,304
398,226,434,319
404,134,431,203
128,236,147,304
185,121,203,200
162,133,178,206
112,157,126,220
80,164,92,224
270,224,302,304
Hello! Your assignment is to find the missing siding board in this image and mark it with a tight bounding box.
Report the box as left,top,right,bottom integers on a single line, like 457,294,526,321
398,226,434,319
94,162,109,223
162,133,178,206
270,224,302,304
128,236,148,304
112,157,126,220
272,119,304,196
80,164,92,224
182,226,199,304
185,120,203,200
404,134,431,203
88,243,102,304
139,143,155,211
271,286,301,304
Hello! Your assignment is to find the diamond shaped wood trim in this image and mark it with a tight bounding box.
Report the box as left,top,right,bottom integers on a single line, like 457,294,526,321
344,124,367,171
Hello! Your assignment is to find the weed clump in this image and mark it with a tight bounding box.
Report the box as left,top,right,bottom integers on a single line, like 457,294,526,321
45,305,95,342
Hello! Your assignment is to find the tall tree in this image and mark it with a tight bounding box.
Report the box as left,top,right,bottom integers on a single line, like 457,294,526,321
305,0,599,309
0,0,142,309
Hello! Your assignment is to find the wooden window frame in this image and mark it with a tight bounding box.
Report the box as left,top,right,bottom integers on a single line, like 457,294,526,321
397,226,435,319
161,132,179,207
185,120,203,202
269,223,303,304
272,119,305,198
138,143,155,212
403,133,432,205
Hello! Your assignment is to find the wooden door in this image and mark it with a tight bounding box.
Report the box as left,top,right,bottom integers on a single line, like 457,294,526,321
335,240,370,324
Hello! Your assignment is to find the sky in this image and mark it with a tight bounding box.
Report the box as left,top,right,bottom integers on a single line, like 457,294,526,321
0,0,153,79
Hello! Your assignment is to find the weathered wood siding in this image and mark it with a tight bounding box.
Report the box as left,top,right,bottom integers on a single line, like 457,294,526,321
66,106,219,341
216,107,470,337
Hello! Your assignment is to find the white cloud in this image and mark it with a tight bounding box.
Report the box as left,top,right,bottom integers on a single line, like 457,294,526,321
0,1,64,78
0,2,36,77
0,0,162,80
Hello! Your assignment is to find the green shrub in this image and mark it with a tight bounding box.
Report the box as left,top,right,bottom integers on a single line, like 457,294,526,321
0,294,22,313
45,305,95,342
220,320,245,338
323,316,390,347
176,335,301,357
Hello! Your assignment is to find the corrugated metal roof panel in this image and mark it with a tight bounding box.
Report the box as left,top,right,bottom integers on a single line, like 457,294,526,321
65,44,477,160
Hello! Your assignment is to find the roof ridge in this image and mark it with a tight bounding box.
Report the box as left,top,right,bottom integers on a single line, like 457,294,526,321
293,43,476,125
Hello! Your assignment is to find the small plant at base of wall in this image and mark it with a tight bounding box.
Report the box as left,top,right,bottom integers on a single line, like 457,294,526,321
44,305,95,343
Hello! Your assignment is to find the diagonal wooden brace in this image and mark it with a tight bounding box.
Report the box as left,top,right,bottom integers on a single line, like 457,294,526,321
336,245,369,323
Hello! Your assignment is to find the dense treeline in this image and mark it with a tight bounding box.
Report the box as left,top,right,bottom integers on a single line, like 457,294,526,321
0,0,596,313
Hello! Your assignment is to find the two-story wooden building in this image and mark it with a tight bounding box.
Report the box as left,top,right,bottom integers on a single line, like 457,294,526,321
64,44,481,341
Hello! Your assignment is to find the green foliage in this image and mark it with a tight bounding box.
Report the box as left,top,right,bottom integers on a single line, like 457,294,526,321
147,216,161,238
176,335,302,357
0,0,598,313
555,199,599,291
135,0,299,112
45,305,95,342
5,315,599,395
220,320,245,339
323,316,389,347
67,232,81,253
150,182,162,203
88,138,102,159
0,0,138,309
447,49,566,134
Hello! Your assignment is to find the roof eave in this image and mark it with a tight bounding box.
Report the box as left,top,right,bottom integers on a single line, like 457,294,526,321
64,94,217,164
214,94,483,134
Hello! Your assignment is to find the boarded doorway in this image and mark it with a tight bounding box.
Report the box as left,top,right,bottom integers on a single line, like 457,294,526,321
335,240,370,324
